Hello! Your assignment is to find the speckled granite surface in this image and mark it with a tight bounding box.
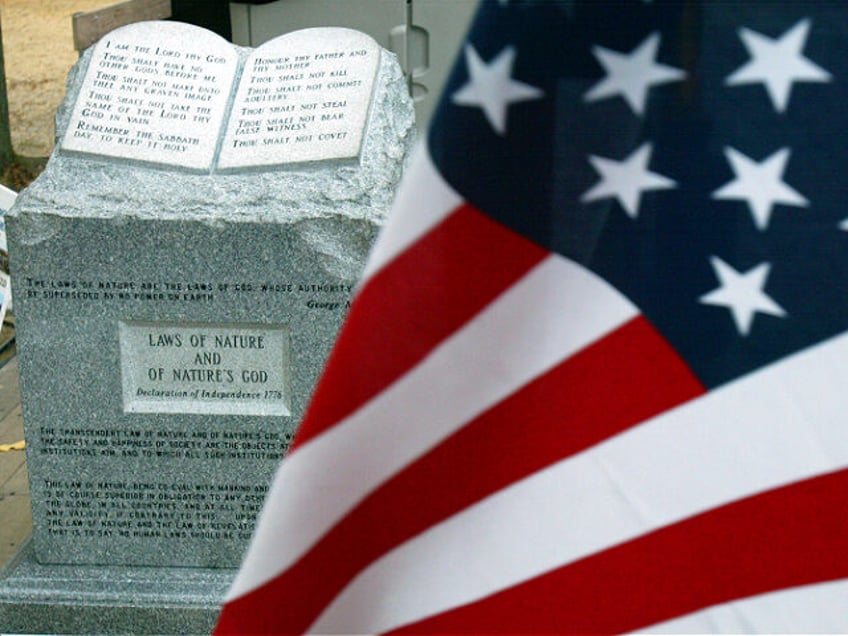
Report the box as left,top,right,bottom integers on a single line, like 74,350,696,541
0,538,228,634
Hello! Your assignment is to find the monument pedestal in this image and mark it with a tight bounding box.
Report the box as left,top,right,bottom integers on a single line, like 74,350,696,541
0,538,230,634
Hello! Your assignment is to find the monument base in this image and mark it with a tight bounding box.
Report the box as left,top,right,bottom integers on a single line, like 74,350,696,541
0,537,231,634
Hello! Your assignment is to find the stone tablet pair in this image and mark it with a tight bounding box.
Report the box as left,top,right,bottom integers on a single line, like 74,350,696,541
63,21,382,171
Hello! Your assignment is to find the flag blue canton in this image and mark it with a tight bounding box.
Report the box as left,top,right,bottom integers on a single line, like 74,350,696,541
429,0,848,390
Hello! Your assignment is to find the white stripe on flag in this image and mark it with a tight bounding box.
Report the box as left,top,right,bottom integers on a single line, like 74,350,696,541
226,254,638,600
361,144,462,283
308,329,848,634
640,578,848,633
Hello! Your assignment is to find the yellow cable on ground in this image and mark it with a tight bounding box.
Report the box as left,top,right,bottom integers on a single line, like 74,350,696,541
0,440,25,452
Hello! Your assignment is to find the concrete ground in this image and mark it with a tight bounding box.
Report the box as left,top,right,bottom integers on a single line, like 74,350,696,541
1,0,117,157
0,354,28,570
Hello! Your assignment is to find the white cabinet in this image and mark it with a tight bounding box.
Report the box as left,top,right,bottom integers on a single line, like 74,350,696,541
230,0,479,131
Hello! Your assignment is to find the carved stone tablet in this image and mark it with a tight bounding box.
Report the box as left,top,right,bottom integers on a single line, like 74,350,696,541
217,28,380,170
61,21,237,171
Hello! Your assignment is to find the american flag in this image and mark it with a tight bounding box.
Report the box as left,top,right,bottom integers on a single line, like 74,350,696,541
216,0,848,632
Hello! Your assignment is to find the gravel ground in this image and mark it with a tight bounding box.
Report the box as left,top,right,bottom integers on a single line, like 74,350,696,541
1,0,116,158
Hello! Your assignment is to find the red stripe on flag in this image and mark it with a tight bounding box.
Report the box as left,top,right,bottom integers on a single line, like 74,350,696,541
390,466,848,634
292,204,548,448
214,317,704,634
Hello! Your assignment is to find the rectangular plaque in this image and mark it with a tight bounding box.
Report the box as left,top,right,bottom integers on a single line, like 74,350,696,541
120,321,290,416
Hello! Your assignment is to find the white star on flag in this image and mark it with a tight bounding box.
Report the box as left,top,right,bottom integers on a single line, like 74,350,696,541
584,32,686,116
699,257,787,336
452,45,544,135
581,142,676,218
712,147,807,231
726,18,831,113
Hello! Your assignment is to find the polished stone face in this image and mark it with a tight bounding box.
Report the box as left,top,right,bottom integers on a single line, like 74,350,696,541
7,21,415,570
218,27,382,170
61,21,239,172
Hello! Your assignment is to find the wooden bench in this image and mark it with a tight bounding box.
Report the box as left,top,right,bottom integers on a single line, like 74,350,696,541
73,0,172,52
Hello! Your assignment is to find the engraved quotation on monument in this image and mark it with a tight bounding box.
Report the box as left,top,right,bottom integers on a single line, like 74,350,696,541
35,425,289,545
36,427,290,461
40,478,269,543
120,322,291,416
21,276,352,308
218,28,380,169
62,21,237,170
60,22,380,171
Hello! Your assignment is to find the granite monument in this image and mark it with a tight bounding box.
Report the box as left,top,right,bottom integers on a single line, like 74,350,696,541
0,20,414,634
